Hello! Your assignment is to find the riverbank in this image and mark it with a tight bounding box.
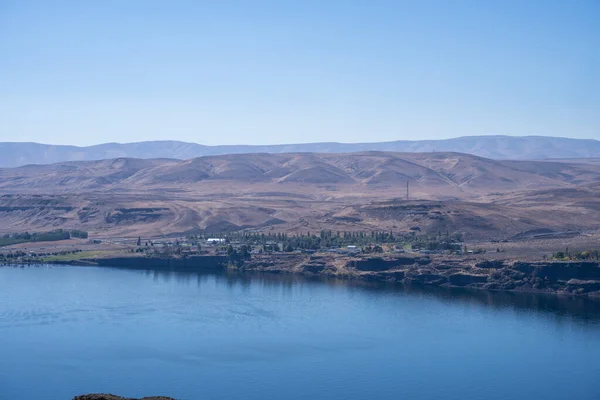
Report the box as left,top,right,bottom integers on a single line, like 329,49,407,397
20,251,598,298
237,253,600,297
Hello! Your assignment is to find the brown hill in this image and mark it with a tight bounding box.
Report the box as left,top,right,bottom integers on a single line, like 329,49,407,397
2,152,599,195
0,152,599,240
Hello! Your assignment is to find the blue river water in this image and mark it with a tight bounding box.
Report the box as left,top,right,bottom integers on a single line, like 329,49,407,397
1,264,600,400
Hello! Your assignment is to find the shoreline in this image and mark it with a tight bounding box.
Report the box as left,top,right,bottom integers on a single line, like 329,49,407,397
7,252,600,298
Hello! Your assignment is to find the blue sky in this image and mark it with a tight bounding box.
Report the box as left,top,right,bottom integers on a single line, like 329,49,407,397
1,0,598,146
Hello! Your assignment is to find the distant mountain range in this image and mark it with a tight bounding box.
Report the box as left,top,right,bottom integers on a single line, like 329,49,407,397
1,135,599,168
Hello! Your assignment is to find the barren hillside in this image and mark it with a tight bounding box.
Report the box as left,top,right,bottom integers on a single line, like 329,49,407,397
0,151,599,240
2,152,600,194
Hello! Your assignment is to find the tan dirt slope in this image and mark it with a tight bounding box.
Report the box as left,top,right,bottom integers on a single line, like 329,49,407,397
0,151,599,240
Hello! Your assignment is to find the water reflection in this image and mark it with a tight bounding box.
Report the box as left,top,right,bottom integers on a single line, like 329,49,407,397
132,266,600,326
3,264,600,400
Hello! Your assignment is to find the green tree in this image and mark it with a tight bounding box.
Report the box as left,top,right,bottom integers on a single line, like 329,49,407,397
240,245,251,259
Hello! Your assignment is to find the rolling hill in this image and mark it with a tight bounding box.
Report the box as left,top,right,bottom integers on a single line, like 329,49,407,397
2,135,600,168
1,151,600,240
2,152,600,196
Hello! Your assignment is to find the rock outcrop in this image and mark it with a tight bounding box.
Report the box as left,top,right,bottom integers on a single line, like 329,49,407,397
238,253,600,297
50,252,600,298
73,395,175,400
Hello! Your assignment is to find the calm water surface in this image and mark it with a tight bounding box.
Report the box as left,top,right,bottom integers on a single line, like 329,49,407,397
1,265,600,400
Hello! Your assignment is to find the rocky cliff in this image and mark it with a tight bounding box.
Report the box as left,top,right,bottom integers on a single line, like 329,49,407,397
51,252,600,298
239,253,600,297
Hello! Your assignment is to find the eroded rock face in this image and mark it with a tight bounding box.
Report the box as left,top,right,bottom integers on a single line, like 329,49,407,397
566,279,600,293
73,395,176,400
348,256,421,271
406,273,447,285
533,262,600,281
236,252,600,296
476,260,505,269
448,273,488,286
301,257,329,273
350,257,600,295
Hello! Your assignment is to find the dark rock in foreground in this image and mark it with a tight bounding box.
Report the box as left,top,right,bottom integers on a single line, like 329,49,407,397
73,395,176,400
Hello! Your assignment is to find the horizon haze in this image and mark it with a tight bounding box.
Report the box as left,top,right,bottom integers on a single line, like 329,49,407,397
2,135,600,168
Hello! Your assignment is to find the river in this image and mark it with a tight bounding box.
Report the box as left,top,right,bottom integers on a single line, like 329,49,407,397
1,264,600,400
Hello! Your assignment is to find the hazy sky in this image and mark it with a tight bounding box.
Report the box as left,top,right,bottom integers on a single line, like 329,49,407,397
1,0,599,146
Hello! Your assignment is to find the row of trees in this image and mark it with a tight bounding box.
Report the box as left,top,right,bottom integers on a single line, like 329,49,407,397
204,229,463,250
0,229,88,246
135,227,466,256
192,230,401,245
70,230,89,239
553,249,600,260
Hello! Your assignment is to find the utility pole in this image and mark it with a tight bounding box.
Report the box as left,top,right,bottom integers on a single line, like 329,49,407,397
406,180,409,201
